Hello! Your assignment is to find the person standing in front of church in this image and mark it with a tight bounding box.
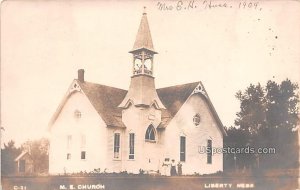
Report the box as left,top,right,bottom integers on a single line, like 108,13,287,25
170,159,177,176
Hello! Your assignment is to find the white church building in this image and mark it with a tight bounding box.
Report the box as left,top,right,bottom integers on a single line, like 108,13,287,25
48,11,226,175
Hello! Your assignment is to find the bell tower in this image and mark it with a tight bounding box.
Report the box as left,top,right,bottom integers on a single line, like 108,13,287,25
130,8,157,77
119,9,165,173
119,9,165,109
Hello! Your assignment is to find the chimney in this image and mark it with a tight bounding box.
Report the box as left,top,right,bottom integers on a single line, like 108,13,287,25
78,69,85,82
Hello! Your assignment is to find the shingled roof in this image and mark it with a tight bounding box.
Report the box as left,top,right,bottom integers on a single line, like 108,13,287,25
156,82,226,135
80,81,200,129
50,80,225,135
158,82,199,116
48,80,127,128
78,81,127,128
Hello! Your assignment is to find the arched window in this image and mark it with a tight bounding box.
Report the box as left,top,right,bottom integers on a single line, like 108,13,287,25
145,125,156,141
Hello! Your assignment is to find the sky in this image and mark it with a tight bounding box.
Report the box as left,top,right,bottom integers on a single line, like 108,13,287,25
1,0,300,146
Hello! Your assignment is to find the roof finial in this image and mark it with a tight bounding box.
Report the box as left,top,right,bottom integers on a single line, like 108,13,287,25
143,6,147,15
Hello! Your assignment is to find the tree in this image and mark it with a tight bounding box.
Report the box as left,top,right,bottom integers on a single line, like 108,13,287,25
21,138,49,174
235,79,299,133
235,83,266,134
265,79,299,130
232,79,299,170
1,140,21,175
224,126,252,170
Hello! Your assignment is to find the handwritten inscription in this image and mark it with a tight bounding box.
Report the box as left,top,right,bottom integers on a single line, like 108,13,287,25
157,0,262,11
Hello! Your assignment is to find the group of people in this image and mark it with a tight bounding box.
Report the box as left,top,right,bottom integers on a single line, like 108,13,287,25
162,159,182,176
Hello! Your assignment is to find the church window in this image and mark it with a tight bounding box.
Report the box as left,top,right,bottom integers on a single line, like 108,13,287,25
74,110,81,118
81,151,86,160
67,135,72,148
114,133,120,159
207,140,212,164
129,133,135,159
180,136,186,162
193,114,201,126
145,125,156,141
67,153,71,160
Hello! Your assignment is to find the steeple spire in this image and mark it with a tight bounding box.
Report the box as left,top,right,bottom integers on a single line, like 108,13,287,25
119,10,165,109
130,8,157,54
129,10,158,77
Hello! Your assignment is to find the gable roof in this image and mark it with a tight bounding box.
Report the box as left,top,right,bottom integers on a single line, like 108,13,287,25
157,82,199,130
157,82,199,117
157,82,198,129
78,81,127,128
15,151,31,162
157,82,226,136
49,80,225,135
49,80,127,128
